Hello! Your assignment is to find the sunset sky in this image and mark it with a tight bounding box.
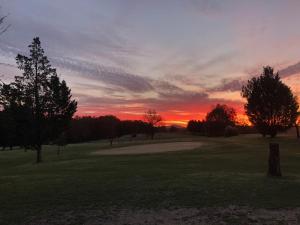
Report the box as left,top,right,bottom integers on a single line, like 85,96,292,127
0,0,300,126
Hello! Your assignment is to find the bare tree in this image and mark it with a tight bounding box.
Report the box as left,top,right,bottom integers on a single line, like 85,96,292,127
144,109,162,139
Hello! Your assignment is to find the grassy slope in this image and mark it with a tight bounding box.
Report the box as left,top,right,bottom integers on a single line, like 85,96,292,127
0,134,299,224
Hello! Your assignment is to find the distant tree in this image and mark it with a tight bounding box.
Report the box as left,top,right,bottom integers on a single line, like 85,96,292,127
187,120,205,134
241,66,299,137
0,110,16,150
118,120,149,138
0,37,77,162
144,109,162,139
66,117,149,143
99,115,120,146
169,125,179,133
205,104,236,136
296,112,300,138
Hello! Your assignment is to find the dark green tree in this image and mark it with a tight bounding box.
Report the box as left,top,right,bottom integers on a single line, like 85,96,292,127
0,37,77,162
241,66,299,137
205,104,236,136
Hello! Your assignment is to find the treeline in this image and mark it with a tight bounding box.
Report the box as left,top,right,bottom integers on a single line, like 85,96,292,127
0,113,176,150
67,116,147,144
66,115,179,144
187,120,256,137
186,104,257,137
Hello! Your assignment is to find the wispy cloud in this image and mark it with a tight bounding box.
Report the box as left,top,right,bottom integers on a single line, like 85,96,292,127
279,62,300,78
207,61,300,93
52,56,154,93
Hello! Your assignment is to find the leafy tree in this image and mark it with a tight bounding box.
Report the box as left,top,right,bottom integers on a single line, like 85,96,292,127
144,109,162,139
241,66,299,137
205,104,236,136
0,37,77,162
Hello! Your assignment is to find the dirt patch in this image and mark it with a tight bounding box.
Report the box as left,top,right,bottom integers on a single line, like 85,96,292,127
26,206,300,225
93,142,204,155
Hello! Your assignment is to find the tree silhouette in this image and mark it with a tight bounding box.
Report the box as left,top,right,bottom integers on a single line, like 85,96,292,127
205,104,236,136
187,120,205,134
296,112,300,138
144,109,162,139
0,37,77,162
66,117,149,143
99,115,120,146
0,110,16,150
242,66,299,137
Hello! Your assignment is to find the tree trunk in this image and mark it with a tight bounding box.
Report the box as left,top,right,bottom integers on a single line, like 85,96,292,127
296,124,299,138
36,145,42,163
268,143,281,177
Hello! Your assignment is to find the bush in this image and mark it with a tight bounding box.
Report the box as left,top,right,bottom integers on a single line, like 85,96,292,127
224,126,239,137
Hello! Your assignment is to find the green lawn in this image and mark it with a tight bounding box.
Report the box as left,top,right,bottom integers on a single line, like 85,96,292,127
0,133,299,224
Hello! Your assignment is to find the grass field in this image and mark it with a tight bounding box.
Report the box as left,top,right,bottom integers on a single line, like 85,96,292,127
0,133,300,224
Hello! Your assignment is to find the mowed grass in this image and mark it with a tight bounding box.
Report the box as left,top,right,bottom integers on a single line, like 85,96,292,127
0,133,299,224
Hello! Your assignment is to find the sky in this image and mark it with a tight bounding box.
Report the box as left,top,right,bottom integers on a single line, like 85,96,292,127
0,0,300,126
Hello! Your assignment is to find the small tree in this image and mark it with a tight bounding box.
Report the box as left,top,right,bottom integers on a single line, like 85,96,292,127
205,104,236,136
241,66,299,137
144,109,162,139
0,37,77,162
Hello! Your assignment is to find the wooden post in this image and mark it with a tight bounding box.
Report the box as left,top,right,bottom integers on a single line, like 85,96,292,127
268,143,281,177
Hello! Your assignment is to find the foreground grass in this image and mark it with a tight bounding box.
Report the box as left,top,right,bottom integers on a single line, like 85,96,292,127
0,133,299,224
